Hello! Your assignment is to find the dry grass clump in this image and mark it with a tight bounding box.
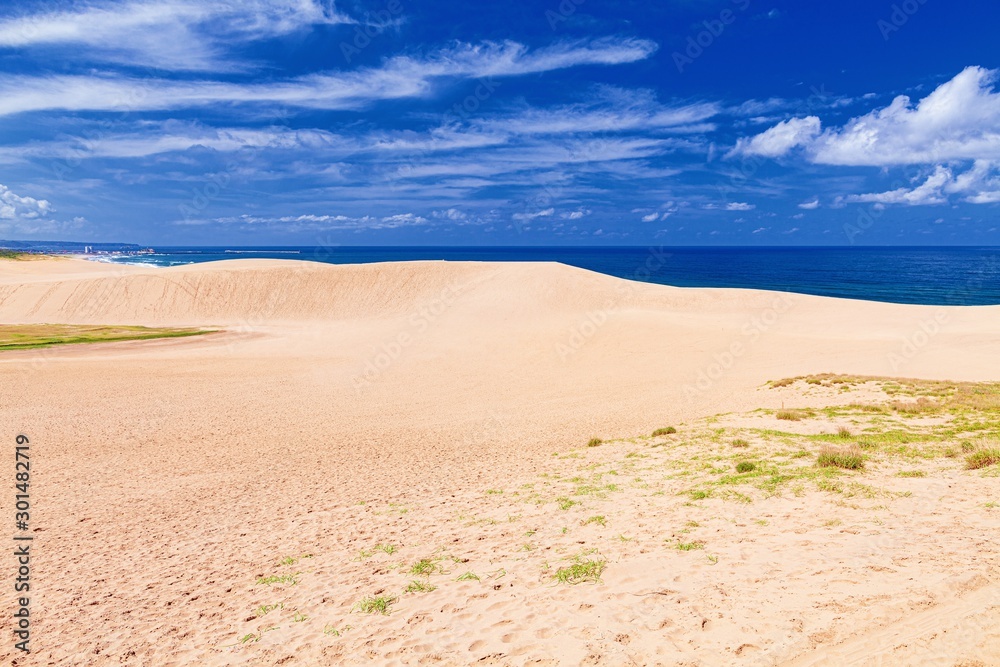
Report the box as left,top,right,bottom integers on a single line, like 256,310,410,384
890,397,939,415
652,426,677,436
587,437,603,447
817,446,864,470
776,410,807,421
965,448,1000,470
731,438,750,448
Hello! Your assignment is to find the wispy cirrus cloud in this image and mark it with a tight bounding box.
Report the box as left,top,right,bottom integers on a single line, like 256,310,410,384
0,0,353,71
0,37,658,117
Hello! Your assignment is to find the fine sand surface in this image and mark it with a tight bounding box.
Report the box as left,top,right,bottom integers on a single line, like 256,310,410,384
0,257,998,666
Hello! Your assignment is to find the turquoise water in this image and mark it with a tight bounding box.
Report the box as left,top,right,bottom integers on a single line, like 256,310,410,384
103,246,1000,306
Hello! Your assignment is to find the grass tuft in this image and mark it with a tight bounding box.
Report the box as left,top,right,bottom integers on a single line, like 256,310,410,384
966,448,1000,470
404,580,437,593
817,446,864,470
731,438,750,448
587,437,603,447
652,426,677,436
735,461,756,473
354,595,396,615
554,558,606,585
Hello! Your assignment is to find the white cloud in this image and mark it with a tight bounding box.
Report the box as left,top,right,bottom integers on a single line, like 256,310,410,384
0,183,53,220
511,208,554,221
641,212,659,222
704,202,755,211
727,116,821,158
840,161,1000,206
811,67,1000,165
561,209,590,219
798,198,820,209
0,37,658,117
0,0,353,72
734,67,1000,166
209,211,431,230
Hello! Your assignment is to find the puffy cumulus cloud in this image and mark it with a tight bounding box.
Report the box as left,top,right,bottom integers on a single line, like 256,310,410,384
733,67,1000,166
560,209,590,219
812,67,1000,166
0,183,53,220
840,161,1000,207
432,208,468,220
727,116,820,158
798,198,820,209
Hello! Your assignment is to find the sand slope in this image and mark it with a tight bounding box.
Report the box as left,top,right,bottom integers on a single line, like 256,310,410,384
0,258,998,666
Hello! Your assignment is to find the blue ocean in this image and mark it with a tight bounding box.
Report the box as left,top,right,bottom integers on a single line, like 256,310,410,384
102,246,1000,306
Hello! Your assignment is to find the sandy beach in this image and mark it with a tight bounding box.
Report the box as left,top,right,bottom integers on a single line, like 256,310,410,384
1,256,998,666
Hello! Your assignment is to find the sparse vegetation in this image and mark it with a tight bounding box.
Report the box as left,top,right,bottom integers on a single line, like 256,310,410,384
652,426,677,436
837,426,852,438
587,437,603,447
354,595,396,615
456,571,480,581
735,461,756,473
405,580,437,593
897,470,926,478
776,410,806,421
582,515,606,527
731,438,750,448
256,573,298,586
554,557,606,584
409,558,443,576
255,603,283,617
675,541,705,551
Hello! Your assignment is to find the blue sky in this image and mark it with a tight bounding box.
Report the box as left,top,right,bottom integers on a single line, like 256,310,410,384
0,0,998,245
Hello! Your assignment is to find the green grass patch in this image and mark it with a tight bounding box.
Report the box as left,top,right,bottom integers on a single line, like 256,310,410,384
0,324,213,351
652,426,677,436
582,515,606,527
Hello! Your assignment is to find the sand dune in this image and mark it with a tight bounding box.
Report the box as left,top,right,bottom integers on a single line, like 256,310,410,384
1,257,998,666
